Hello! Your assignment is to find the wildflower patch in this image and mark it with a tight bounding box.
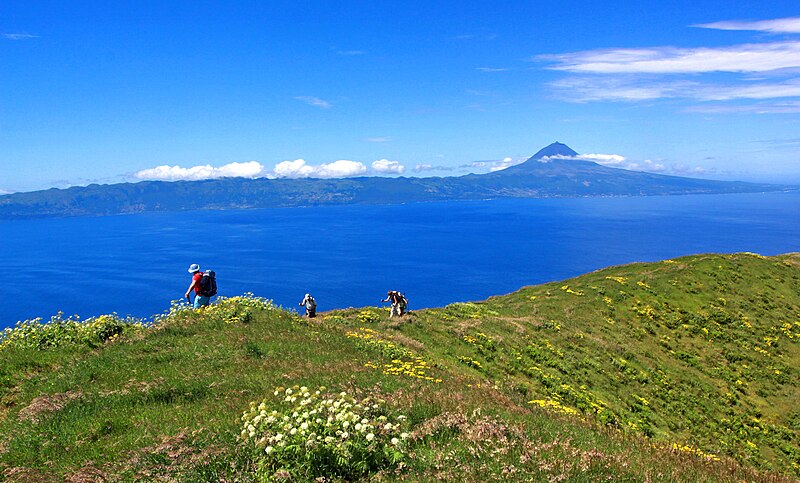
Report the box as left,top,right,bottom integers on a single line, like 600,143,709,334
462,332,496,356
346,328,413,360
347,328,442,383
528,398,580,416
560,284,584,296
669,442,721,462
240,386,410,481
458,356,483,370
357,309,384,325
380,358,442,383
0,313,146,352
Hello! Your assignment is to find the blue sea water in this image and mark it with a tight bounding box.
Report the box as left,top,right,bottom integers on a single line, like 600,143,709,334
1,192,799,329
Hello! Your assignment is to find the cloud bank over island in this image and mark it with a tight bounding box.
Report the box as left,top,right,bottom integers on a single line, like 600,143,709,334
130,150,714,182
273,159,368,178
371,159,405,174
133,162,266,181
132,158,409,181
540,153,713,176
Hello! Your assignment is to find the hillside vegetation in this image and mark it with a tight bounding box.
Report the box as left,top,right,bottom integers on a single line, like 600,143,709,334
1,253,798,482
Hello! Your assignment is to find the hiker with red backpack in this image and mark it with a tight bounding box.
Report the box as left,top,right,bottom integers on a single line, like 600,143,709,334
185,263,217,309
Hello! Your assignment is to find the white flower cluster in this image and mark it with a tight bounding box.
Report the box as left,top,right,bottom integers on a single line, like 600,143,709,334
240,385,410,479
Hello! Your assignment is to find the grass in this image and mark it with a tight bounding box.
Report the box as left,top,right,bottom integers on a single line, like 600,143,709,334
0,254,798,481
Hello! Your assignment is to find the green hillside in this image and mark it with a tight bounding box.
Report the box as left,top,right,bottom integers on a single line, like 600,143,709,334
1,253,799,482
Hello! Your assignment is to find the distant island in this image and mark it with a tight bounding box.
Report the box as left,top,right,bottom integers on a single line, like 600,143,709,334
0,142,793,219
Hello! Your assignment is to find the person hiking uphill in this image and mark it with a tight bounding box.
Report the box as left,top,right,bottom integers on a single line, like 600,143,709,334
299,293,316,318
185,263,216,309
398,292,408,315
382,290,407,317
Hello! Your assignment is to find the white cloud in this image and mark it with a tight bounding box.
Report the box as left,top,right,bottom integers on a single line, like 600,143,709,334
668,164,716,176
540,41,800,74
273,159,316,178
476,67,510,72
539,153,712,176
548,76,694,102
632,159,712,176
696,79,800,101
365,136,392,143
538,17,800,106
489,157,516,172
371,159,405,174
273,159,367,178
2,33,37,40
317,160,367,177
549,76,800,103
135,157,398,181
626,160,668,173
577,153,627,165
540,153,627,165
294,96,332,109
459,157,526,172
687,100,800,114
134,161,267,181
453,31,497,41
413,164,455,172
0,188,12,195
336,49,365,56
695,17,800,34
466,89,494,97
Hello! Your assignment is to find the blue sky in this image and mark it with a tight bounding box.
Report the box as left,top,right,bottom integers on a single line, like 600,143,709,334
2,1,800,193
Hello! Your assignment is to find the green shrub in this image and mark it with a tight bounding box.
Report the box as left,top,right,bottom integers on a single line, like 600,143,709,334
441,302,499,320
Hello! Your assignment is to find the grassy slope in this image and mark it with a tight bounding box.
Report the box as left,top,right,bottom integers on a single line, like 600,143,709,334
0,253,798,482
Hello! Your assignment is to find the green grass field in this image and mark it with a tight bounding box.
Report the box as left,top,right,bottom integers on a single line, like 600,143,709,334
1,253,798,482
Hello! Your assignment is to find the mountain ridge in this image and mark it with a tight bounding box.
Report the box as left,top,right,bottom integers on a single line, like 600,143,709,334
529,141,579,159
0,142,794,219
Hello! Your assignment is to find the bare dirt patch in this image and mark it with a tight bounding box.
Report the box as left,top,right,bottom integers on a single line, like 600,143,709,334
17,391,82,424
123,429,224,481
64,463,109,483
2,466,56,483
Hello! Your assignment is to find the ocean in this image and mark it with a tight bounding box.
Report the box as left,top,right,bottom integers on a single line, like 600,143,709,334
1,191,799,328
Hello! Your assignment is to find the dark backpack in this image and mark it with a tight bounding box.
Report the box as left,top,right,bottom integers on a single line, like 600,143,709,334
199,270,217,297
